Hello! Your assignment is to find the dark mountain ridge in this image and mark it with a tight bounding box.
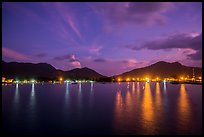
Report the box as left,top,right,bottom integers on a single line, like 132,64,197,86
2,61,104,80
114,61,202,79
2,60,202,81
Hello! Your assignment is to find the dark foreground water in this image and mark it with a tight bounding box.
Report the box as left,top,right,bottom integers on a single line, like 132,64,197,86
2,82,202,135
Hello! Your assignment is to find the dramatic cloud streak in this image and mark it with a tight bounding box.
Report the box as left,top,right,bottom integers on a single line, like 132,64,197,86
54,3,82,39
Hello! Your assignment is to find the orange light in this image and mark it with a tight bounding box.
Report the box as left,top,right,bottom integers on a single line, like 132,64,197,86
126,78,130,81
59,77,63,81
118,78,121,82
132,78,135,81
146,77,150,82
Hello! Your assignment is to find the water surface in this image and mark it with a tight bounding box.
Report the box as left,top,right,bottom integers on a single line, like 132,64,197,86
2,82,202,135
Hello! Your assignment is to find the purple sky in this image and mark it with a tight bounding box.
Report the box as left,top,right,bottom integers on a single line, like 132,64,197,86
2,2,202,76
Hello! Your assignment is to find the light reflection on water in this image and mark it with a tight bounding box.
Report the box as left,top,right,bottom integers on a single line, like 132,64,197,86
155,82,162,117
27,83,36,131
112,82,201,135
77,82,82,118
177,84,191,133
113,90,123,133
163,81,167,94
89,82,94,110
30,84,35,110
154,82,163,132
2,82,202,135
29,83,35,111
13,83,19,119
141,82,155,134
65,83,69,99
14,83,19,107
64,83,70,112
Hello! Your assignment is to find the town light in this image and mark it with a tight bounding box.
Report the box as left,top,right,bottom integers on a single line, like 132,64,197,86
163,80,166,83
31,79,35,83
59,77,63,81
132,78,135,81
146,77,149,82
126,78,130,82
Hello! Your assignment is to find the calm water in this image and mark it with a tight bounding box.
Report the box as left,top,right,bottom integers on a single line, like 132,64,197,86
2,82,202,135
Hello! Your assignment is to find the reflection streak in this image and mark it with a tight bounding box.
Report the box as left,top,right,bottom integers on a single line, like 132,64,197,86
28,83,36,129
141,82,155,134
77,82,82,116
29,83,36,113
13,83,20,116
137,82,140,94
113,91,124,133
89,82,94,109
14,83,19,105
177,84,191,132
64,83,69,109
155,82,163,128
113,82,139,134
163,81,166,93
155,82,161,110
132,82,135,92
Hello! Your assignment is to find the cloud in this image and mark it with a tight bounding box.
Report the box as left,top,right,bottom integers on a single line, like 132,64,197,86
93,58,106,62
70,61,81,68
54,54,77,61
142,33,201,50
120,59,138,70
5,3,81,46
54,3,82,39
53,54,81,68
2,47,30,61
40,3,82,46
187,50,202,60
68,55,81,68
93,2,174,26
127,33,202,61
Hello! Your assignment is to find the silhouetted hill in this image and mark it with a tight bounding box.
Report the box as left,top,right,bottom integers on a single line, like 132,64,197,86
64,67,104,79
2,60,202,81
2,61,105,80
114,61,202,79
2,61,56,79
